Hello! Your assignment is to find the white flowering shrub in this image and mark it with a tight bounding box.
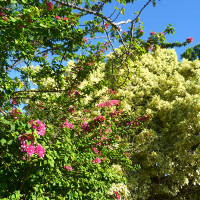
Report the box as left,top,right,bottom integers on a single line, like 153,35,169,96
105,47,200,199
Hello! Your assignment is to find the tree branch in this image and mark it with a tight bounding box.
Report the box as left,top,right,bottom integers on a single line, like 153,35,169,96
54,0,121,31
14,89,68,94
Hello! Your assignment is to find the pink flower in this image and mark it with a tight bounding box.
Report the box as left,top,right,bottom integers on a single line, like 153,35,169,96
114,191,121,200
10,108,21,119
186,37,194,43
61,120,74,129
56,16,61,20
74,91,80,96
81,121,88,131
108,88,115,94
139,30,144,34
105,23,109,28
47,2,53,11
69,107,75,114
105,128,112,133
87,62,92,66
96,142,102,146
93,115,105,123
83,37,88,43
100,136,107,141
147,45,153,51
35,144,45,158
92,146,99,154
97,100,120,108
122,31,127,35
92,157,101,164
47,2,53,6
64,165,72,171
126,121,133,126
160,32,165,36
0,12,5,16
150,31,156,35
11,99,17,105
20,140,28,152
22,156,26,160
29,120,46,136
19,133,36,157
25,143,35,157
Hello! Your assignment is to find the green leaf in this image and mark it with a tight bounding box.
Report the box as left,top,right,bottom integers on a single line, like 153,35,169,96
1,138,6,146
48,158,55,167
121,7,125,15
7,140,13,145
40,23,47,28
10,17,17,22
11,0,17,4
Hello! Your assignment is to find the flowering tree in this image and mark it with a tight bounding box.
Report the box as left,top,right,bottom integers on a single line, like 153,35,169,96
104,47,200,200
0,0,194,199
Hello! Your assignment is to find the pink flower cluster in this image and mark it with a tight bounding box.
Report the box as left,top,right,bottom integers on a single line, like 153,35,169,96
64,165,72,171
97,100,120,108
92,146,99,154
81,121,88,132
36,144,46,158
93,115,105,123
10,108,21,119
56,16,61,20
29,120,46,136
92,157,101,164
68,107,75,114
108,88,117,94
19,134,45,158
150,31,156,36
11,99,17,105
0,11,5,16
61,120,74,129
109,110,123,118
114,191,121,200
83,37,88,43
186,37,194,43
47,2,53,11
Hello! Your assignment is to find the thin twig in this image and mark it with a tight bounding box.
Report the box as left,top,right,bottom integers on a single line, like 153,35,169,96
130,0,152,39
14,89,68,93
0,108,7,115
87,36,106,40
112,7,124,22
108,8,117,19
54,0,121,31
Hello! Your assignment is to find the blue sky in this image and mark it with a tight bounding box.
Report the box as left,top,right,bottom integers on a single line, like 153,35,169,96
104,0,200,59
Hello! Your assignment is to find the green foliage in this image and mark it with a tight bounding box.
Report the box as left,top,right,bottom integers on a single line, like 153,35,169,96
181,44,200,61
0,0,196,199
0,104,134,199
